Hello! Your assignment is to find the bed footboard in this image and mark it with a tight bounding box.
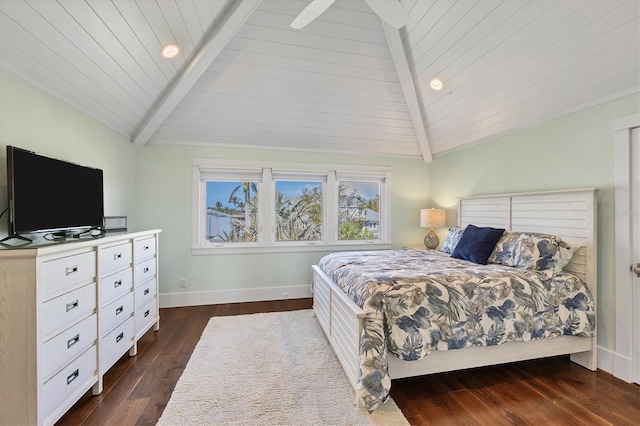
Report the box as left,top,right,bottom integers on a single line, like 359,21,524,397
312,265,364,393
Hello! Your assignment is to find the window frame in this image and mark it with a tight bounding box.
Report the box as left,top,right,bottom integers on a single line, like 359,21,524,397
192,158,392,255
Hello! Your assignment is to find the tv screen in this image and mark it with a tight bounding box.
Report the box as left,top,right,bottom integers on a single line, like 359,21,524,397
7,146,104,235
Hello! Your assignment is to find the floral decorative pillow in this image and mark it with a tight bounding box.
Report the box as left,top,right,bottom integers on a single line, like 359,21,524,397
488,232,575,272
441,226,464,254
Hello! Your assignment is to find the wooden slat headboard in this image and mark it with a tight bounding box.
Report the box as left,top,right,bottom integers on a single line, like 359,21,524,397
458,188,598,303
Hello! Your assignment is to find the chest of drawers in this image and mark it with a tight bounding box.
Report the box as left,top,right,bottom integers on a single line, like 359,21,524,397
0,229,160,426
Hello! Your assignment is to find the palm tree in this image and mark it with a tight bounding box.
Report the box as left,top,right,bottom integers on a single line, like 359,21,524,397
229,182,257,210
275,192,321,241
276,192,304,240
230,196,258,242
228,181,258,242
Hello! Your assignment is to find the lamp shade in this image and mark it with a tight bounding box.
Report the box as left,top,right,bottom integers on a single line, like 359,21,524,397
420,208,446,228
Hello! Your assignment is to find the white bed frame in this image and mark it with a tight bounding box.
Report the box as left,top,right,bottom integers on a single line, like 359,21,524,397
312,188,598,403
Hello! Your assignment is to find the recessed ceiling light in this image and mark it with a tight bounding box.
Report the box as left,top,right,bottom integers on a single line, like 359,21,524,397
430,78,444,91
161,43,180,58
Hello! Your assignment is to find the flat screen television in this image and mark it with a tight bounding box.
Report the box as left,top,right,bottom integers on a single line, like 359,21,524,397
6,146,104,238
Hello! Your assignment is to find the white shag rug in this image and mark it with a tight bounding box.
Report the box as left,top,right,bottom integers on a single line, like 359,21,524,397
157,309,409,426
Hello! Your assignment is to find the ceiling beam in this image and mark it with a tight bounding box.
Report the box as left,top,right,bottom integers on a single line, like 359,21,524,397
382,22,433,163
133,0,261,148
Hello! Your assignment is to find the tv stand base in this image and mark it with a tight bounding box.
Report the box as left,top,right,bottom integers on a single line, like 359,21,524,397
51,231,67,240
0,233,32,244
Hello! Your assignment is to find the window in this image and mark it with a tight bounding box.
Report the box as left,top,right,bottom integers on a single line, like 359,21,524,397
206,181,258,243
192,159,391,254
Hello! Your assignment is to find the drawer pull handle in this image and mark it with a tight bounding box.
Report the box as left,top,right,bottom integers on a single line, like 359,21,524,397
65,265,78,276
116,305,124,315
144,309,150,318
67,334,80,348
114,279,122,288
66,300,79,312
143,245,149,251
67,369,79,385
116,332,124,343
114,253,122,260
144,288,150,296
143,267,149,273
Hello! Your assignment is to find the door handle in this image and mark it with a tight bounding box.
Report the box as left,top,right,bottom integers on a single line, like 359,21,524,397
634,263,640,278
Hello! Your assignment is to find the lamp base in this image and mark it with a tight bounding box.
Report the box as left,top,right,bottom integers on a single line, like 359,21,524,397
424,228,440,250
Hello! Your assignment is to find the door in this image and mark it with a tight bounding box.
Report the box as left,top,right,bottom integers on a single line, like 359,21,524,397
614,115,639,384
632,127,639,385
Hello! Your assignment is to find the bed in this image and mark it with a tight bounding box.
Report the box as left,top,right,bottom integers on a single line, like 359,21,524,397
312,188,598,412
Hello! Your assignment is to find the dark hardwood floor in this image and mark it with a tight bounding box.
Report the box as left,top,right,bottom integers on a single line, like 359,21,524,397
57,299,640,426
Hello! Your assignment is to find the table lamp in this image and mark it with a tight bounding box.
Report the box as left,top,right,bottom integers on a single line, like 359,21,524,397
420,208,446,249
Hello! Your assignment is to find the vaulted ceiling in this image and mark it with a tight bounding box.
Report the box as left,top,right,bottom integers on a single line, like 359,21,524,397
1,0,638,161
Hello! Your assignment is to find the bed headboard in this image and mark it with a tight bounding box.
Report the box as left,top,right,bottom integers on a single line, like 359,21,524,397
458,188,597,301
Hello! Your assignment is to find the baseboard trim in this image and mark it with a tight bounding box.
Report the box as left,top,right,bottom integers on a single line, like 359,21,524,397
597,346,614,374
597,345,633,382
614,352,634,383
159,284,312,308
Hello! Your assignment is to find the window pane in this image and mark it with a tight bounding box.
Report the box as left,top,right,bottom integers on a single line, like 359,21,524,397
338,181,380,240
206,181,258,242
275,181,322,241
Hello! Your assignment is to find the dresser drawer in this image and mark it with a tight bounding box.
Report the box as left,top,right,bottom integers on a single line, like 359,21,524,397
41,251,96,300
41,283,96,339
135,298,157,336
134,237,156,262
100,268,133,307
41,314,97,382
135,277,156,310
41,345,97,421
100,292,134,337
134,257,156,285
99,242,132,277
100,316,134,372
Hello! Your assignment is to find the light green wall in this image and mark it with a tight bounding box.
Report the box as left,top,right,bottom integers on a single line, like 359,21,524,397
429,92,640,350
135,145,430,295
0,69,137,237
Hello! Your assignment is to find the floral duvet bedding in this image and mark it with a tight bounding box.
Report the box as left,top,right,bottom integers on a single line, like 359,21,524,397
317,249,595,412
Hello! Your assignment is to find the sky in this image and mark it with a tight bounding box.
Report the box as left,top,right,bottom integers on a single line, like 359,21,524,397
341,181,378,201
206,181,250,209
276,181,321,198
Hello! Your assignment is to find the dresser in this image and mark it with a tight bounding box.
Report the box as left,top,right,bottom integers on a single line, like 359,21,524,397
0,229,160,426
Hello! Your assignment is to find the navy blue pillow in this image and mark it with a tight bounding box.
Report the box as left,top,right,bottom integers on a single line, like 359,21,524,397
451,224,505,265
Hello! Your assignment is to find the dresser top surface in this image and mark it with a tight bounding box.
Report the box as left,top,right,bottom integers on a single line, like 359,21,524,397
0,229,161,256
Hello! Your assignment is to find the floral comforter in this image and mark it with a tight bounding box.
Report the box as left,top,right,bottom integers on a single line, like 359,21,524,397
317,249,595,412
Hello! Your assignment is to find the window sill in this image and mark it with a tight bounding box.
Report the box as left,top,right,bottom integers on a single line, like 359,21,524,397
191,242,392,255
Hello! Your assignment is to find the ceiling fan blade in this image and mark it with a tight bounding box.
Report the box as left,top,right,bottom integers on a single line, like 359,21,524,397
364,0,409,28
290,0,337,29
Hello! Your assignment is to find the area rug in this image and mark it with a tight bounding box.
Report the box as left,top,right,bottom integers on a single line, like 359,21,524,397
156,309,409,426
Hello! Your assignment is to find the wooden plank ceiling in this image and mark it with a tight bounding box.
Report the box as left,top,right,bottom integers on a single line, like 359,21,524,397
1,0,638,161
